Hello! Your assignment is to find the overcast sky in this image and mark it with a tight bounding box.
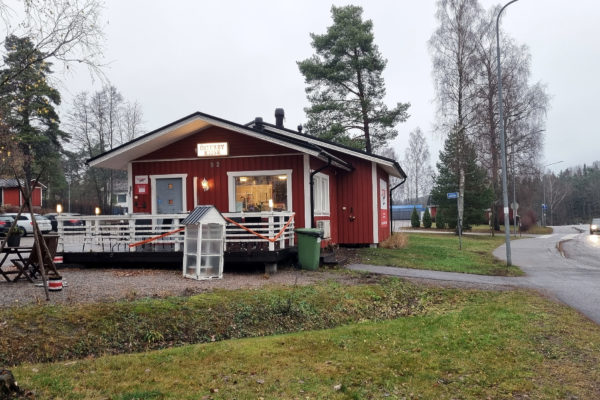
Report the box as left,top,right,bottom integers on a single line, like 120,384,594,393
59,0,600,173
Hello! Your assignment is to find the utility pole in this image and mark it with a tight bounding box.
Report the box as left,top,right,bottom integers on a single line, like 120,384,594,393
496,0,519,266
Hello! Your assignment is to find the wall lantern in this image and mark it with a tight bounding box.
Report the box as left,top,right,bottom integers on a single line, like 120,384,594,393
56,204,63,215
94,206,101,216
201,178,209,192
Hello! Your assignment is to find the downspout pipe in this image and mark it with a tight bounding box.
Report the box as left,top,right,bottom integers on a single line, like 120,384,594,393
309,157,332,228
389,177,406,236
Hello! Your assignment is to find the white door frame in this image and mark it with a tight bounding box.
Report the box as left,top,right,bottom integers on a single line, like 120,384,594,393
150,173,188,214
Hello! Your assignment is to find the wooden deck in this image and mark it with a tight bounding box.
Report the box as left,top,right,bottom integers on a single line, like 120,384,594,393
57,212,296,268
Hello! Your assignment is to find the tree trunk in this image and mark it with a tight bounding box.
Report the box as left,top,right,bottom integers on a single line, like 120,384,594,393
0,369,23,398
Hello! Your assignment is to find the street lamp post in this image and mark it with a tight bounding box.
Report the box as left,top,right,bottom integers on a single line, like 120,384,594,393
496,0,519,266
542,161,564,227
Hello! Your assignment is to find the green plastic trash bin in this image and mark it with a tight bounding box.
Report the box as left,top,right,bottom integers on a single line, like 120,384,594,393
295,228,323,270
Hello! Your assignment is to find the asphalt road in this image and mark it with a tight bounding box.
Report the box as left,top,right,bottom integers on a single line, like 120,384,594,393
496,225,600,324
348,225,600,325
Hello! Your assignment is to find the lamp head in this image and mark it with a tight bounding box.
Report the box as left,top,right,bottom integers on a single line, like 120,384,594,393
201,178,209,192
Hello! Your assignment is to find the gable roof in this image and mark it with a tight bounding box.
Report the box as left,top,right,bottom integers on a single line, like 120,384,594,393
87,111,406,178
0,178,47,189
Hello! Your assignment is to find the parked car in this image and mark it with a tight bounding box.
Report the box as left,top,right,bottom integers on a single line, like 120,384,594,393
0,215,15,236
44,213,85,232
590,218,600,234
2,213,52,236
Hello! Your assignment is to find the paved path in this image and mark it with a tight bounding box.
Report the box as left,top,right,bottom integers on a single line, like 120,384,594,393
347,225,600,325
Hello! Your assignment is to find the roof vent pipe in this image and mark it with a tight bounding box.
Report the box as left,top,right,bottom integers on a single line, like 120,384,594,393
297,124,303,134
275,108,285,128
254,117,264,131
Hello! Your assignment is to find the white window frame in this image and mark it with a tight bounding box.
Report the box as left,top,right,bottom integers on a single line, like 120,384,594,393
227,169,293,212
150,173,188,214
313,172,330,217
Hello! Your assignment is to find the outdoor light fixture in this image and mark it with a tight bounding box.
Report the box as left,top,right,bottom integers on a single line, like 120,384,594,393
94,207,100,216
56,204,63,214
201,178,209,192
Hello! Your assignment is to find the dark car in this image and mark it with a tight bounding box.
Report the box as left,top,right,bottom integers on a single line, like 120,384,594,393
0,215,15,236
590,218,600,235
45,213,85,232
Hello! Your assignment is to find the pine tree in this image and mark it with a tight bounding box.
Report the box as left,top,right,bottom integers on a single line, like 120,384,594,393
431,127,493,230
0,35,66,183
411,207,420,228
423,207,432,228
436,208,446,229
298,5,410,153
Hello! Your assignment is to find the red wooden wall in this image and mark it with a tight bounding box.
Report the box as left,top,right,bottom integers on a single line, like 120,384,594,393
32,187,42,207
2,188,20,206
332,156,375,245
1,187,42,207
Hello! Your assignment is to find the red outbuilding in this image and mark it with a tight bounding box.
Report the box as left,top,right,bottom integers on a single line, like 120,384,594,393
88,110,406,247
0,178,44,208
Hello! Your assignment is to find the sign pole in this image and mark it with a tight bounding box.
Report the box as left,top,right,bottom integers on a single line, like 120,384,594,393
447,192,461,250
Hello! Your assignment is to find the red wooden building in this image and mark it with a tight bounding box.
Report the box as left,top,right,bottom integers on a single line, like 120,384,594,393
0,178,44,208
88,110,406,247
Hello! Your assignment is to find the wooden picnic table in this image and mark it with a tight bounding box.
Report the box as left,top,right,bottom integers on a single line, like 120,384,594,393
0,246,34,282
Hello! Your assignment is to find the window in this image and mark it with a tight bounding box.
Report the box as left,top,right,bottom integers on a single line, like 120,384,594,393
116,194,127,203
313,173,330,216
228,170,292,212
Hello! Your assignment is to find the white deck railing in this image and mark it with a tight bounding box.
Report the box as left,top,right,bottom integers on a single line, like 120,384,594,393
57,212,295,253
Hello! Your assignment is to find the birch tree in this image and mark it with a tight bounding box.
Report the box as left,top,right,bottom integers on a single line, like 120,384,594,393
403,128,433,204
429,0,482,231
67,85,144,212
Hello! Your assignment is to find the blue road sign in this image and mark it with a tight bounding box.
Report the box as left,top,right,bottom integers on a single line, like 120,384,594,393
542,204,547,210
447,192,458,199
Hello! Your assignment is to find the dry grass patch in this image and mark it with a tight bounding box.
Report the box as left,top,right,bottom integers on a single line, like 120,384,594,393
379,232,408,249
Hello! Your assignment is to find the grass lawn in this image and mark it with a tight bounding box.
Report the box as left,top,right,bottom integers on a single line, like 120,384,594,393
360,233,523,276
11,288,600,399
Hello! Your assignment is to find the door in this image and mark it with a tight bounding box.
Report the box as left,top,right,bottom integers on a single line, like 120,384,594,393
156,178,183,214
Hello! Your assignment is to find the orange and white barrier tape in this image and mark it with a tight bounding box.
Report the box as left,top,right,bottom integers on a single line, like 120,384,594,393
223,214,295,243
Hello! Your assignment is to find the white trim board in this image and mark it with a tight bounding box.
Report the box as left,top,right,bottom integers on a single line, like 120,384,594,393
371,162,379,244
303,155,311,228
127,163,133,213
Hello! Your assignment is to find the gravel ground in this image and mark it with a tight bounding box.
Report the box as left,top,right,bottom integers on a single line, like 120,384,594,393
0,265,365,307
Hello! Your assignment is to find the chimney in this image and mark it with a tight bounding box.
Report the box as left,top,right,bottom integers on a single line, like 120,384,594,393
275,108,285,129
254,117,264,131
